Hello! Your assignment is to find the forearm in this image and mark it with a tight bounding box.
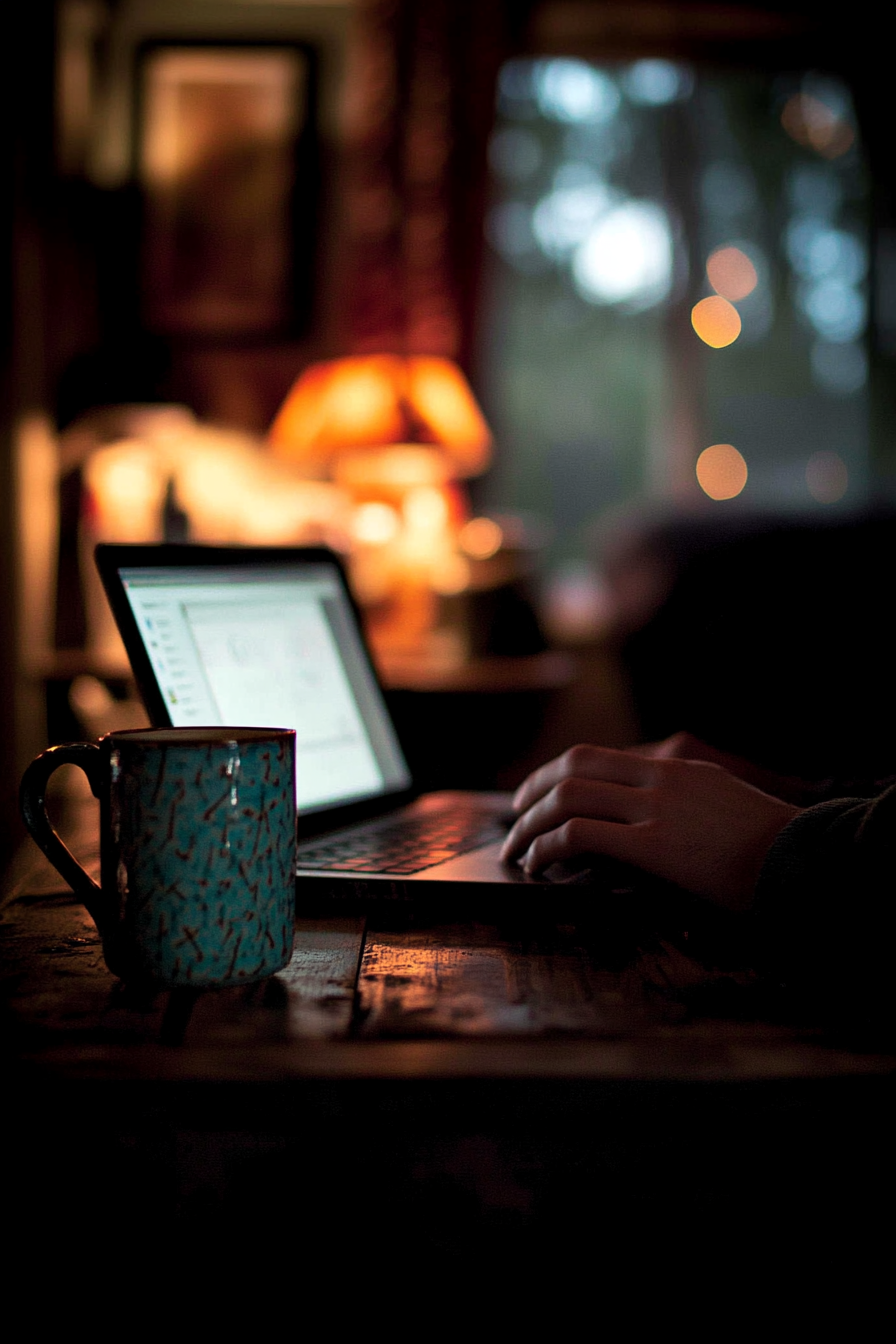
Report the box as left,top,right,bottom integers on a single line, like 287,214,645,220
753,785,896,1039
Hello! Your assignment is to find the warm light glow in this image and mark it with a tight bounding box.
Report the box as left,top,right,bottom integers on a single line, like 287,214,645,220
398,487,455,574
431,554,472,596
706,246,758,301
351,501,400,545
169,427,350,544
141,51,299,188
236,481,346,545
691,295,742,348
16,412,61,667
403,486,449,532
268,355,492,477
83,442,167,541
332,446,449,498
696,443,748,500
406,359,493,465
270,356,406,458
806,450,848,503
269,355,495,658
781,94,854,159
459,516,503,559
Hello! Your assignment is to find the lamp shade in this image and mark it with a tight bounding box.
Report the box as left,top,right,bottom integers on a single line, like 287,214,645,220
268,354,492,477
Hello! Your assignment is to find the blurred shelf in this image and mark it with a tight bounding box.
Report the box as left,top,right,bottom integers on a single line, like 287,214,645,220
24,651,134,682
372,649,577,693
28,647,578,695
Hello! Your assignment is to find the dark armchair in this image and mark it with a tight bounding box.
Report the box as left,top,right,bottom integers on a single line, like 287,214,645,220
604,508,896,783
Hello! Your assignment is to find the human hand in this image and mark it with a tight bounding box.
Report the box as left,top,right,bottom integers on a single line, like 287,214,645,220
501,743,801,910
633,731,812,805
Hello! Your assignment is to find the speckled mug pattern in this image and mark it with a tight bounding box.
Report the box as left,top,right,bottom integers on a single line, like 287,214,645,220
106,731,296,986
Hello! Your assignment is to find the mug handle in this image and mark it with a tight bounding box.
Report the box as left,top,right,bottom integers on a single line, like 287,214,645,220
19,743,106,927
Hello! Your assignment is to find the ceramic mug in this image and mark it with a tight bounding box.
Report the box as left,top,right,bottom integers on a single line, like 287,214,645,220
20,726,297,987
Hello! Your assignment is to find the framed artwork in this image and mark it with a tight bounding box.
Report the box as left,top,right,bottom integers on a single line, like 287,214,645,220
136,43,316,338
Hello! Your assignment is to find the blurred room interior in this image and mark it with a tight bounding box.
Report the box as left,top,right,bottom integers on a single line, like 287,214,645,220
4,0,896,869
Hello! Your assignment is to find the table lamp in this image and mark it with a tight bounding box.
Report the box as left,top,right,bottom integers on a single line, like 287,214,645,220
268,355,494,657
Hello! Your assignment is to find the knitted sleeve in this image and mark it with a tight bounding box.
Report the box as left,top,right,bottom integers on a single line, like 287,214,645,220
753,785,896,1041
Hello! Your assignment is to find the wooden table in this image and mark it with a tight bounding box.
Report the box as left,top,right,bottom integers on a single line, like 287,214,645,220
3,794,895,1300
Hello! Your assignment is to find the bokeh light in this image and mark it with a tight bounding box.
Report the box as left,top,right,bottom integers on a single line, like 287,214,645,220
781,93,854,159
535,60,620,124
623,61,693,106
403,486,449,531
431,554,472,596
798,279,866,343
696,443,748,500
806,450,848,503
532,178,614,258
573,201,673,308
352,501,400,545
459,516,503,559
691,295,742,348
706,246,758,301
786,220,866,283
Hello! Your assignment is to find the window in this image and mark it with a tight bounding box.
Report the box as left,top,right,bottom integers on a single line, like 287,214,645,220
474,57,871,615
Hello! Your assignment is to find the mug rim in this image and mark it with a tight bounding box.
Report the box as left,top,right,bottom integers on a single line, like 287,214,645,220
101,726,295,746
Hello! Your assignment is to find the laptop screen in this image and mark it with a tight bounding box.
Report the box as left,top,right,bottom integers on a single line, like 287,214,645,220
116,559,412,815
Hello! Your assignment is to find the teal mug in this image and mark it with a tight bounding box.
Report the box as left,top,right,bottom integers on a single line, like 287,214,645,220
20,726,297,987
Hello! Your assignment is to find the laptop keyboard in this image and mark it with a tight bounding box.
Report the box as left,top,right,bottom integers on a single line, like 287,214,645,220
295,808,510,875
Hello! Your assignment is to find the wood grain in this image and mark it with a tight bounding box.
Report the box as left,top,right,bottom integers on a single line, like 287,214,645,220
4,837,895,1083
185,916,366,1043
0,884,366,1050
355,920,749,1038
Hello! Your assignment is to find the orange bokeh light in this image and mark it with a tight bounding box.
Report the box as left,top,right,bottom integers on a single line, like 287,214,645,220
706,246,758,301
691,295,742,348
696,443,748,500
781,94,854,159
459,516,503,559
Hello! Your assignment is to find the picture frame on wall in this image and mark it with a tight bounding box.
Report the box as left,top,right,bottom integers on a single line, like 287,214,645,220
136,41,317,339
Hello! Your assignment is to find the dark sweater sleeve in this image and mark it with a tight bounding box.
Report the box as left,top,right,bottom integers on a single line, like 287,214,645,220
754,784,896,1041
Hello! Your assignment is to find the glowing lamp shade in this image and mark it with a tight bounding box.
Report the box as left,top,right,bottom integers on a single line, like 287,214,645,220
268,355,492,479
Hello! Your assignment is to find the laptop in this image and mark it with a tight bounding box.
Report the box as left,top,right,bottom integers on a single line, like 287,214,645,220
94,543,611,912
